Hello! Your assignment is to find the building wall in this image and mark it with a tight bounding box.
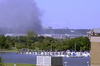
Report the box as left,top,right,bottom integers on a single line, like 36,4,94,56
38,34,85,39
69,35,84,39
5,33,87,39
5,34,27,37
91,36,100,66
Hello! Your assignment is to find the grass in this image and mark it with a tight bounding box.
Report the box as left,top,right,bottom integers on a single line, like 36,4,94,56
0,47,42,53
2,63,36,66
0,47,18,53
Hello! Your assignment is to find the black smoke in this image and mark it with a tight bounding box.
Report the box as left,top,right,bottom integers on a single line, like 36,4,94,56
0,0,43,34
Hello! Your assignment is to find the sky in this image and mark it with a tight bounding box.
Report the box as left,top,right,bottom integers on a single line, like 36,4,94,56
35,0,100,29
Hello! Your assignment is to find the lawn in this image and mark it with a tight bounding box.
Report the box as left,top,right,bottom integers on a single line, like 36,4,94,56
0,47,42,53
0,47,19,52
2,63,36,66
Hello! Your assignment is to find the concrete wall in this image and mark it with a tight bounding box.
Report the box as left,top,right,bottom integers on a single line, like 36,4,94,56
91,36,100,66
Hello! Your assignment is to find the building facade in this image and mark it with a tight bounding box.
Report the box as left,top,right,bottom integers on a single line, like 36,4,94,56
4,33,87,39
38,34,86,39
4,34,27,37
91,35,100,66
87,28,100,66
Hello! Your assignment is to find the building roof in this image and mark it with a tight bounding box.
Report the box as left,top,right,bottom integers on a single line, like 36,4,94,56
94,28,100,33
87,31,91,34
87,28,100,34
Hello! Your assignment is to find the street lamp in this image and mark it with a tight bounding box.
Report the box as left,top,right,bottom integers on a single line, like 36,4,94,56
50,45,52,52
75,43,76,52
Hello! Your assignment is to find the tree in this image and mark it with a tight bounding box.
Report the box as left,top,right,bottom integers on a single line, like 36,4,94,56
42,37,55,51
16,44,22,50
34,41,41,49
27,31,37,43
66,38,75,50
43,37,55,44
37,36,45,43
27,31,37,39
0,35,6,49
13,36,19,43
82,37,90,51
0,35,6,66
0,57,4,66
65,36,91,51
30,43,35,50
25,40,32,49
6,37,15,49
18,36,27,43
40,43,45,51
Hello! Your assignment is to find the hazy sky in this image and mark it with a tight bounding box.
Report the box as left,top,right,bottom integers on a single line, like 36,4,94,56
35,0,100,29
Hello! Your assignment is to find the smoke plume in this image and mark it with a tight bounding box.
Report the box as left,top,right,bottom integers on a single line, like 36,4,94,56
0,0,43,34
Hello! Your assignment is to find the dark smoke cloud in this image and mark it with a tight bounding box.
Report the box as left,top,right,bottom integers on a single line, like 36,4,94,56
0,0,43,34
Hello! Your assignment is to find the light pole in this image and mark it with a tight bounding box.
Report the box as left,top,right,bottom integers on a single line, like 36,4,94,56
27,43,30,54
75,43,76,52
51,45,52,52
27,43,29,49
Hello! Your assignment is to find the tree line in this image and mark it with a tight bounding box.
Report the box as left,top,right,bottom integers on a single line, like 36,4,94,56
0,31,91,51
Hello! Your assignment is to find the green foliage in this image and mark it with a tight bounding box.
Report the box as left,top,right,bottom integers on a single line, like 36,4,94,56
42,36,55,51
30,43,35,50
1,30,90,51
0,35,6,49
65,36,90,51
6,36,15,49
34,42,41,49
34,47,41,52
27,31,37,43
18,36,27,43
13,36,19,43
16,44,22,50
37,36,45,43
